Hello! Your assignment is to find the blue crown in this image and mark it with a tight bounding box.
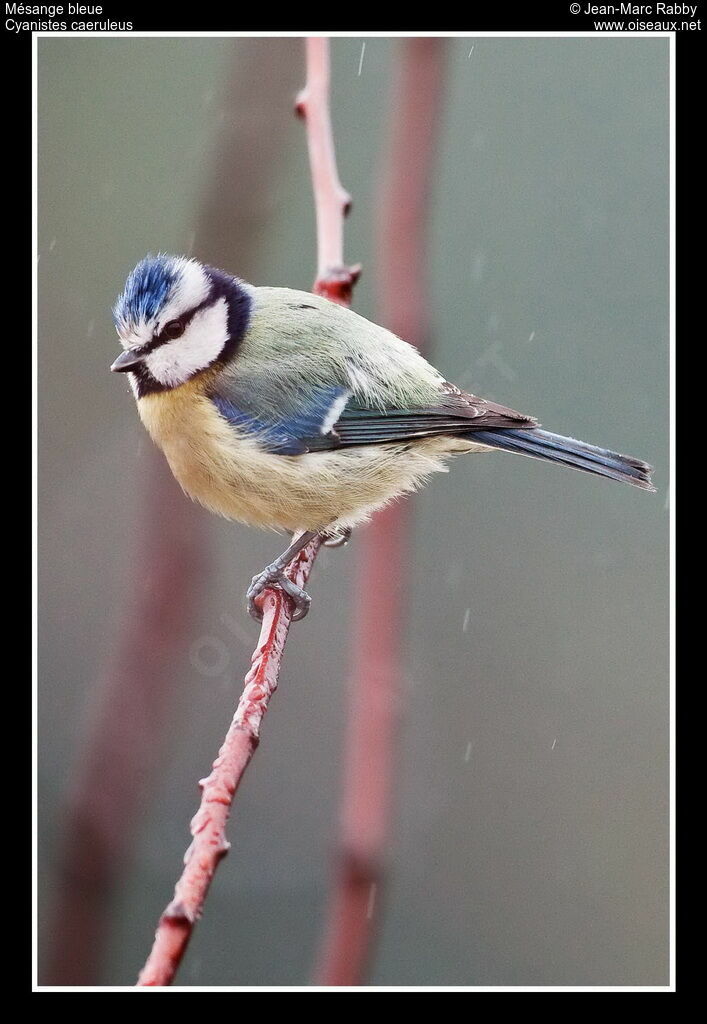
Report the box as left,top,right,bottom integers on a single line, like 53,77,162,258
113,254,180,328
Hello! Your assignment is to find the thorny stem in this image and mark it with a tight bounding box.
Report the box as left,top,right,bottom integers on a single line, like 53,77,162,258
136,35,358,987
296,37,361,305
137,539,321,986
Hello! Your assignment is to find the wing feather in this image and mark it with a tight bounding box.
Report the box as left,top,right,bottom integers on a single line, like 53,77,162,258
303,383,537,452
204,287,537,455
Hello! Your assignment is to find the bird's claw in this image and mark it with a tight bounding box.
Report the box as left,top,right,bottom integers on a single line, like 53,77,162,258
246,566,312,623
322,527,352,548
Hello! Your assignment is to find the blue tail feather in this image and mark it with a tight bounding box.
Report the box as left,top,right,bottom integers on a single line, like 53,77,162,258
469,428,655,491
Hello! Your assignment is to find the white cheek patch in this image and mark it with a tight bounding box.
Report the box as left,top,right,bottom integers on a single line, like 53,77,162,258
145,297,229,387
156,259,210,330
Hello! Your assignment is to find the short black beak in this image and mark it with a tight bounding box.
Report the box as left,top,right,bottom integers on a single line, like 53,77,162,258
111,349,145,373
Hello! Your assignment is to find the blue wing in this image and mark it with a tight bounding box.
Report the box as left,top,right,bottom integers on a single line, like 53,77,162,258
210,386,352,455
208,378,537,456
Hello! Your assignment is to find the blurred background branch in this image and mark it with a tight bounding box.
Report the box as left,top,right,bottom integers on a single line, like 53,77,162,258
42,39,300,986
313,38,449,987
43,454,204,986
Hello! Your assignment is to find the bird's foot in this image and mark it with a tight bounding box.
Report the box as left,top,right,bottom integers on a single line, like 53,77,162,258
322,527,352,548
247,564,312,623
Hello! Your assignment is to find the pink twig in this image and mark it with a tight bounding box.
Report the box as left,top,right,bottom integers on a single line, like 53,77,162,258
137,538,321,986
137,35,357,987
296,37,361,305
314,38,448,987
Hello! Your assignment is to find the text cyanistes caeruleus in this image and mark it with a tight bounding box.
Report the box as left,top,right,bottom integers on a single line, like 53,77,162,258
111,254,654,620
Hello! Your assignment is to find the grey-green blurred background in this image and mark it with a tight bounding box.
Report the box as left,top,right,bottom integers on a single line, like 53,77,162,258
38,37,669,986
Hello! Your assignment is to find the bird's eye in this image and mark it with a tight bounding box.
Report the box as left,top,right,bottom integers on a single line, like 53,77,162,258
163,319,185,340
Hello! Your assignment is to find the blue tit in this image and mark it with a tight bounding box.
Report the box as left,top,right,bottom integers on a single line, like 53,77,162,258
111,254,654,621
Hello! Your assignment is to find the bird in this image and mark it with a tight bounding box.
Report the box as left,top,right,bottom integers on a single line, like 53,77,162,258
111,253,655,621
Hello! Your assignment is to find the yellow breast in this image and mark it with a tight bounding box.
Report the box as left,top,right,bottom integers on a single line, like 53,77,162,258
136,376,461,533
136,378,285,529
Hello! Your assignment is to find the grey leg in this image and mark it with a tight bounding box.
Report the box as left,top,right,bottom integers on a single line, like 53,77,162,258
247,531,319,622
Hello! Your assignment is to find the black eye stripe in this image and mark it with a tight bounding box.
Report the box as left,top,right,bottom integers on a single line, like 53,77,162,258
136,294,216,356
130,271,251,397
